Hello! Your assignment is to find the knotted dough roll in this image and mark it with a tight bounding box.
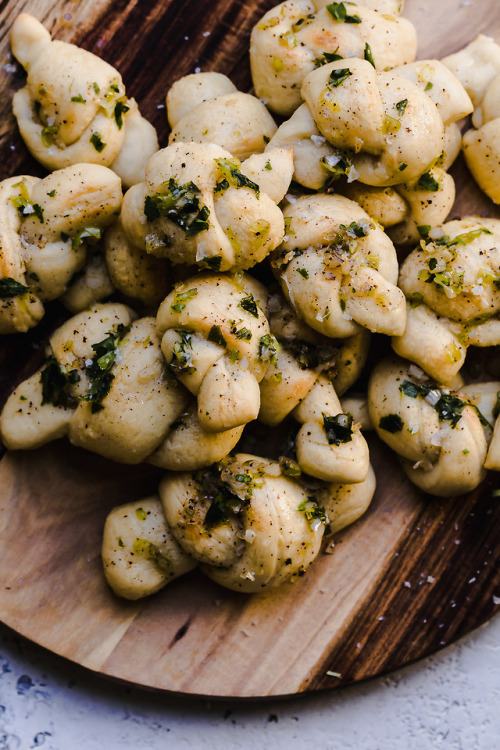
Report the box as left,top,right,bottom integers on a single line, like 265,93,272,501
273,194,406,338
156,273,273,433
10,13,158,187
368,356,491,496
250,0,416,116
393,218,500,383
102,496,197,600
167,72,277,161
0,304,188,464
121,143,292,272
0,164,122,333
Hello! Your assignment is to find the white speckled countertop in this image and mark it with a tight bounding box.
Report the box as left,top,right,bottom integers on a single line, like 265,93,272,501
0,615,498,749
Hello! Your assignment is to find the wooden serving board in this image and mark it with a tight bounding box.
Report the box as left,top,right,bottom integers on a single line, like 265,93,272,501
0,0,499,699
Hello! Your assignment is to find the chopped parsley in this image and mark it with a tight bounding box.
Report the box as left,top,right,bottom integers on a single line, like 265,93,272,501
379,414,404,433
11,181,44,223
41,124,59,147
171,287,198,312
321,152,356,182
239,294,259,318
417,225,431,238
314,49,343,68
40,356,80,409
326,2,361,23
93,82,100,94
399,163,408,171
297,268,309,279
279,456,302,477
47,189,56,197
200,255,222,271
169,330,196,376
410,292,423,308
214,158,260,197
0,278,30,298
90,132,106,152
71,226,103,250
298,497,329,529
322,413,353,445
399,379,491,429
258,334,280,367
81,324,130,412
364,43,375,67
132,538,172,571
207,325,227,347
425,81,433,91
236,327,252,340
114,99,130,129
200,466,244,526
417,172,440,191
395,98,408,116
144,178,210,237
328,67,352,88
339,220,370,239
70,94,86,103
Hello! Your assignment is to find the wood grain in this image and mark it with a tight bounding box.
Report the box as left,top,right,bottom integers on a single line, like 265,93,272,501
0,0,499,698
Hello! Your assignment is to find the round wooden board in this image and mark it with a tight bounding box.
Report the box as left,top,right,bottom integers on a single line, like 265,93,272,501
0,0,499,699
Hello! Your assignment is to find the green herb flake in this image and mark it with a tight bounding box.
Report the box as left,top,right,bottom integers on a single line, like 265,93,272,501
265,160,272,170
40,356,79,409
93,82,101,94
239,294,259,318
82,324,130,412
114,99,130,129
314,49,343,67
71,226,103,250
298,497,329,527
328,67,352,88
169,330,196,376
339,220,370,239
90,132,106,152
258,334,280,367
398,379,478,429
379,414,404,433
399,162,408,171
207,325,227,347
417,225,431,238
425,81,433,91
214,158,260,197
235,327,252,341
171,287,198,312
322,412,353,445
71,94,86,103
0,278,30,298
132,538,171,571
11,182,44,223
41,124,59,147
326,2,361,23
410,292,424,308
417,172,440,191
364,42,375,67
395,98,408,116
47,189,56,197
144,178,210,237
279,456,301,477
297,268,309,279
201,255,222,271
263,135,271,144
117,537,124,547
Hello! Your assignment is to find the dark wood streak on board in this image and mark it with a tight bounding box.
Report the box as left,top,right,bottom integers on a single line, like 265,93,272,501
0,0,498,698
